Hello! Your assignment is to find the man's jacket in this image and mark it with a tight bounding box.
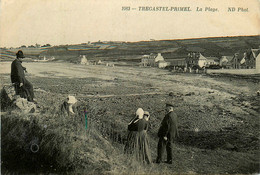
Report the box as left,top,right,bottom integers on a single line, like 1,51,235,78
158,111,179,141
11,59,25,84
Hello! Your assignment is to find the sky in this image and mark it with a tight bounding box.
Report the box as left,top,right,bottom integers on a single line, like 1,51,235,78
0,0,260,47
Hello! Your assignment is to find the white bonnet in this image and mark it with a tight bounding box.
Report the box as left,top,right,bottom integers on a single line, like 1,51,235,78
67,95,77,104
136,108,144,119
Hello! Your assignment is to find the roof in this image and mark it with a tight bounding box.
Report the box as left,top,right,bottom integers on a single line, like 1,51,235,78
221,56,233,62
251,49,260,58
206,57,219,62
198,53,207,60
155,53,164,62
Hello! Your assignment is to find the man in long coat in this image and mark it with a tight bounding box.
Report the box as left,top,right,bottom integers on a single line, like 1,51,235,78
156,103,179,164
11,50,35,102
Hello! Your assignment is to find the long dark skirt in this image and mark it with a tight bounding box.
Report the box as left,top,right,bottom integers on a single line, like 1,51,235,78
124,130,152,164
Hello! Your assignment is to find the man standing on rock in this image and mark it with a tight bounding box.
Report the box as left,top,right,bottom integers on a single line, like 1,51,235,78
156,103,179,164
11,50,35,102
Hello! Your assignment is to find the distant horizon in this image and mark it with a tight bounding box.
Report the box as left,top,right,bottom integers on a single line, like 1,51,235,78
1,34,260,49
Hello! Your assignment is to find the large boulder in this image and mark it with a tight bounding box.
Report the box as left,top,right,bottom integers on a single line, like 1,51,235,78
0,86,15,111
14,97,36,114
0,86,36,113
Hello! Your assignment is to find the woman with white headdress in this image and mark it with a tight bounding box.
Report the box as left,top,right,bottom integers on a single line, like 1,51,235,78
124,108,152,164
60,95,88,130
60,95,78,116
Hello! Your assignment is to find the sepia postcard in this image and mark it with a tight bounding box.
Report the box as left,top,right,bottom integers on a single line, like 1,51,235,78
0,0,260,174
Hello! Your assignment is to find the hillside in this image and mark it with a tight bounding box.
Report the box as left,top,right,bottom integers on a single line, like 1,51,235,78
1,35,259,62
1,62,259,174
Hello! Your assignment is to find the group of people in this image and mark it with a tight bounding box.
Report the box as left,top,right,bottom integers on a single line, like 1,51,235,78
124,103,179,164
11,50,179,165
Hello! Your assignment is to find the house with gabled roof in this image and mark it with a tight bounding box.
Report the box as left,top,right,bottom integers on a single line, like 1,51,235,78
155,53,164,62
155,53,169,68
157,60,169,68
233,48,260,69
141,53,169,68
186,52,207,68
220,56,233,69
245,49,260,69
141,53,157,67
80,55,89,65
205,57,219,67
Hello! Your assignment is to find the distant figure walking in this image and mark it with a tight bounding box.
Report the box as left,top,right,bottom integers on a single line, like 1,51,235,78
124,108,152,164
11,50,35,102
156,103,179,164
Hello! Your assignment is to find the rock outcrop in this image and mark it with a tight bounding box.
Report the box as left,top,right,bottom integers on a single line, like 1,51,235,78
0,86,36,113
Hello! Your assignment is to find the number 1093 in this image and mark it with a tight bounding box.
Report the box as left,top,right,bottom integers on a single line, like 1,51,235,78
122,6,130,11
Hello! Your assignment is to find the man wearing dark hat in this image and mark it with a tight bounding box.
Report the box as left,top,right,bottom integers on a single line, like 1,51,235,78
11,50,35,102
156,103,179,164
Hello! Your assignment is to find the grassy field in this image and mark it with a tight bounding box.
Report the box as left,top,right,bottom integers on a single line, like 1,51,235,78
1,62,259,174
